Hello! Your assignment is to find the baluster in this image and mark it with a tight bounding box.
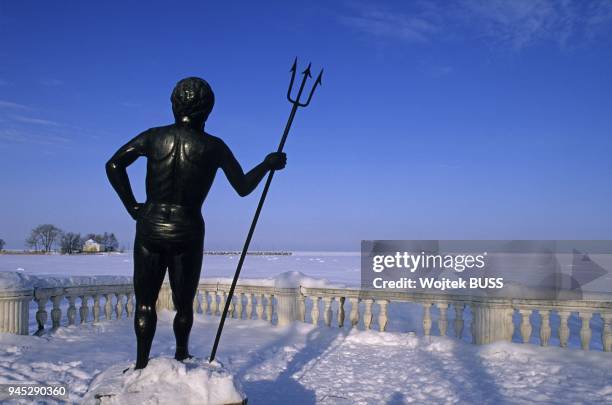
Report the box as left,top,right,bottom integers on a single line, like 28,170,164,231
506,308,515,341
228,293,235,318
378,300,389,332
104,294,113,320
219,292,226,317
193,291,200,314
211,292,219,316
363,299,373,330
265,295,273,323
437,302,448,336
156,285,170,311
92,295,101,322
51,295,62,328
235,293,243,319
337,297,345,327
245,293,253,320
35,296,49,334
323,296,333,327
602,313,612,352
67,296,77,325
79,295,89,324
454,303,464,339
115,294,124,319
558,311,570,348
229,293,237,318
123,292,130,316
349,297,359,328
311,296,320,325
519,309,532,343
422,302,432,336
201,290,209,315
539,310,551,346
468,305,475,341
126,293,134,317
255,294,264,320
579,312,592,350
297,293,306,322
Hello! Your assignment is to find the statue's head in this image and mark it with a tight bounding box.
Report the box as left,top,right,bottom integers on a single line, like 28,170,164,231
171,77,215,126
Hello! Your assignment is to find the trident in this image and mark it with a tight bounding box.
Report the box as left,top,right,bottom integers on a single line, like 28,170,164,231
209,59,323,362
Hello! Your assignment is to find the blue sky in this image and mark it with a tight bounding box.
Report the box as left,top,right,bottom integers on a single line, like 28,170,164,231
1,1,611,250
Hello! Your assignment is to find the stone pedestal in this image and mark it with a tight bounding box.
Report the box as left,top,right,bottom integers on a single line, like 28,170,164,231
83,357,247,405
0,272,34,335
471,301,513,344
274,287,298,326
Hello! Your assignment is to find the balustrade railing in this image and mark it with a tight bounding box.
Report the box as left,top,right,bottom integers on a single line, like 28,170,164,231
297,286,612,352
1,277,610,352
32,284,135,334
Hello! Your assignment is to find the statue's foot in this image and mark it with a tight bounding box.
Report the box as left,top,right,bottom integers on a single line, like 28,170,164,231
134,359,148,370
175,353,193,362
174,347,193,362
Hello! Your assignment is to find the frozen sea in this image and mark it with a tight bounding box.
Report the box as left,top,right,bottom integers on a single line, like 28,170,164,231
0,251,361,286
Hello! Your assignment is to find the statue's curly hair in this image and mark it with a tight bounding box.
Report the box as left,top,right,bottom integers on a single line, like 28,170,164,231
171,77,215,121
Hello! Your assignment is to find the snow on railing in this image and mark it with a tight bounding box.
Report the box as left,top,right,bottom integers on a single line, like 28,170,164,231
296,286,612,351
1,271,611,352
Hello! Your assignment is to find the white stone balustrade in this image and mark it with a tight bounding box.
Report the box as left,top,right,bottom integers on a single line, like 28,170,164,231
298,286,612,351
1,278,611,353
156,282,277,325
31,284,135,334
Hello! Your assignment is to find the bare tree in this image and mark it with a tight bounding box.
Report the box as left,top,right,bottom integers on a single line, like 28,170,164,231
60,232,82,254
85,233,100,243
101,232,119,252
0,238,5,251
26,231,40,251
27,224,62,253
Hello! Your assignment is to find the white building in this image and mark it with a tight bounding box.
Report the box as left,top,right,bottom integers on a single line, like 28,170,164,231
82,239,102,253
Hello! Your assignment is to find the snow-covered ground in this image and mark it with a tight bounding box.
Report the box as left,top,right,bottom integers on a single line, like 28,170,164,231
1,253,611,403
1,312,611,404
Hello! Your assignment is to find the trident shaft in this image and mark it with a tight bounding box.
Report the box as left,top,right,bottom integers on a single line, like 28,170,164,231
209,59,322,362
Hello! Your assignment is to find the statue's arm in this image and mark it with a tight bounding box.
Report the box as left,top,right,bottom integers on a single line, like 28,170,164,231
105,131,149,219
218,141,286,197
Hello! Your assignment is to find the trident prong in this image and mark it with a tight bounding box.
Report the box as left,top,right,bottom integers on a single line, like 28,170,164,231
297,69,323,107
286,57,298,103
287,59,323,107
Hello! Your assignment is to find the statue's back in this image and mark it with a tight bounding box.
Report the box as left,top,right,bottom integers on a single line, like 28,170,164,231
145,124,219,209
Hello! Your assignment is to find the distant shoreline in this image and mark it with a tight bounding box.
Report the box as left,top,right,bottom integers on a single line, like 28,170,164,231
0,250,293,256
204,251,292,256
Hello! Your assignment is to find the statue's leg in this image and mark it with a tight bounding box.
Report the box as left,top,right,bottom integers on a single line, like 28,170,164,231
168,236,203,361
133,236,167,369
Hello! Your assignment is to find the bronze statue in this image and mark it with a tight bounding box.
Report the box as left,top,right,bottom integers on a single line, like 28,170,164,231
106,77,286,369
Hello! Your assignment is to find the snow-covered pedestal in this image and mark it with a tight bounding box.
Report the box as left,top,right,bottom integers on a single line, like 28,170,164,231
83,357,247,405
0,271,34,335
274,273,300,326
470,301,514,344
